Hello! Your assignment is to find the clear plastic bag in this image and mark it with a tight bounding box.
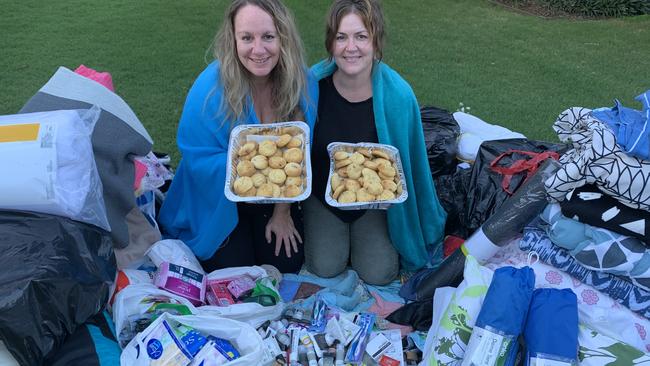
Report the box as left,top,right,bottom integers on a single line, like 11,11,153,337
0,106,110,230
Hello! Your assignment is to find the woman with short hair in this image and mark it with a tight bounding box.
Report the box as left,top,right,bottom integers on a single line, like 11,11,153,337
305,0,446,285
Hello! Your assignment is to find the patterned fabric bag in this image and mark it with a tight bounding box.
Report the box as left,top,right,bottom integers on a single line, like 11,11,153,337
545,107,650,211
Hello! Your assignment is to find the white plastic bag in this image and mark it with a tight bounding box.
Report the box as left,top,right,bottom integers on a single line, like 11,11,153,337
146,239,204,273
120,313,264,366
0,107,110,230
453,111,526,162
198,266,284,328
112,284,198,348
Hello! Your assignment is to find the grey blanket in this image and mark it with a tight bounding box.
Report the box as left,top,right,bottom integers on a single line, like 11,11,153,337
20,67,153,248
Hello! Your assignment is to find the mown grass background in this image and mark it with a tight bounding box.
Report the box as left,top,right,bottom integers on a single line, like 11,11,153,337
1,0,649,164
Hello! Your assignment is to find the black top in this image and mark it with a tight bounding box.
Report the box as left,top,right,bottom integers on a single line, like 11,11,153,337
312,75,378,223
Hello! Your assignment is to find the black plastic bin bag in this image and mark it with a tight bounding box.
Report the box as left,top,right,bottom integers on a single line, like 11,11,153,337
0,210,115,366
421,106,460,177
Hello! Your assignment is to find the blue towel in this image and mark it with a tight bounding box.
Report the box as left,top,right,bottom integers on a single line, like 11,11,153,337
524,288,578,366
311,60,447,271
592,90,650,160
159,61,317,260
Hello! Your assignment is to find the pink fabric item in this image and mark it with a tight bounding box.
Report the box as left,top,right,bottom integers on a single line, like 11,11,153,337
74,64,115,91
368,292,413,336
134,159,147,191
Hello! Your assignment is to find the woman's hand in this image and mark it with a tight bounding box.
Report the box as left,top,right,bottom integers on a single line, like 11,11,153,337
265,203,302,257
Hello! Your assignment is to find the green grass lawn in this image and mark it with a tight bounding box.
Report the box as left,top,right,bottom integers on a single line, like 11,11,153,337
1,0,649,164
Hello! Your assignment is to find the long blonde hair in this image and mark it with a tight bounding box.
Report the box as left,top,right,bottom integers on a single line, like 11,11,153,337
213,0,307,123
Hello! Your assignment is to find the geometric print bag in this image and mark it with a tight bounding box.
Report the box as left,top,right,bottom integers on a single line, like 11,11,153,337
545,107,650,211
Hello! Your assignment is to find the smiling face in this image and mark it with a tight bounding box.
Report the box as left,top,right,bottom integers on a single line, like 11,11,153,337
234,4,280,83
332,12,374,80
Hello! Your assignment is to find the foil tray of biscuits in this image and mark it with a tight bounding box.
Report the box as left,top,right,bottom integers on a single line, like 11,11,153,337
325,142,408,210
225,121,311,203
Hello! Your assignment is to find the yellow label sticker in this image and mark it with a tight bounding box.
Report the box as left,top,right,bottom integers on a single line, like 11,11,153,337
0,123,40,143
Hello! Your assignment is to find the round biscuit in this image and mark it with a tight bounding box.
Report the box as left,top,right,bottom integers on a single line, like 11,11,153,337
338,190,356,204
251,155,268,170
350,152,365,165
276,134,291,147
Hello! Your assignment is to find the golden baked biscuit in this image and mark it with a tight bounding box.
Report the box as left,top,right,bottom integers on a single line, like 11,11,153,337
332,184,345,200
283,148,303,163
396,183,403,195
350,152,365,165
236,160,256,177
259,140,278,157
366,181,383,196
238,141,257,156
338,190,356,203
378,165,396,178
357,177,364,187
330,173,342,190
356,188,375,202
284,162,302,177
378,172,393,181
269,156,287,169
268,169,287,185
251,155,268,170
281,126,301,136
260,167,271,176
346,163,362,180
271,183,282,198
378,190,396,201
334,151,350,161
363,160,378,170
276,134,292,148
373,158,391,169
272,149,284,158
233,176,253,195
357,148,372,158
257,183,274,197
241,186,257,197
371,149,390,160
336,167,348,178
286,137,302,148
241,150,257,161
285,184,301,198
345,179,361,193
286,176,302,187
251,173,267,187
362,167,380,180
381,180,397,192
334,158,352,169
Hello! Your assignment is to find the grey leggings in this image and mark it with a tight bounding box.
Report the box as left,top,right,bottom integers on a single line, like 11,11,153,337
303,197,399,285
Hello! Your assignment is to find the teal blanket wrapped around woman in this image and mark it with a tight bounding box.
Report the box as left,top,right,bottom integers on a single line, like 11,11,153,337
312,60,447,270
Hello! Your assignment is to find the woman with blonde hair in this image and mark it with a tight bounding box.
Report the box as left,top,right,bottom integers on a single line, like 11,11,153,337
159,0,317,273
305,0,446,284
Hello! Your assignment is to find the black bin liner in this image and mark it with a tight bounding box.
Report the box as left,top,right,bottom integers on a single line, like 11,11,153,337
0,211,115,366
435,138,567,238
421,106,460,177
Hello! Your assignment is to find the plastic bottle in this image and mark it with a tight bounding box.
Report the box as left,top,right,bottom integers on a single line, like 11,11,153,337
307,349,318,366
335,343,344,366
